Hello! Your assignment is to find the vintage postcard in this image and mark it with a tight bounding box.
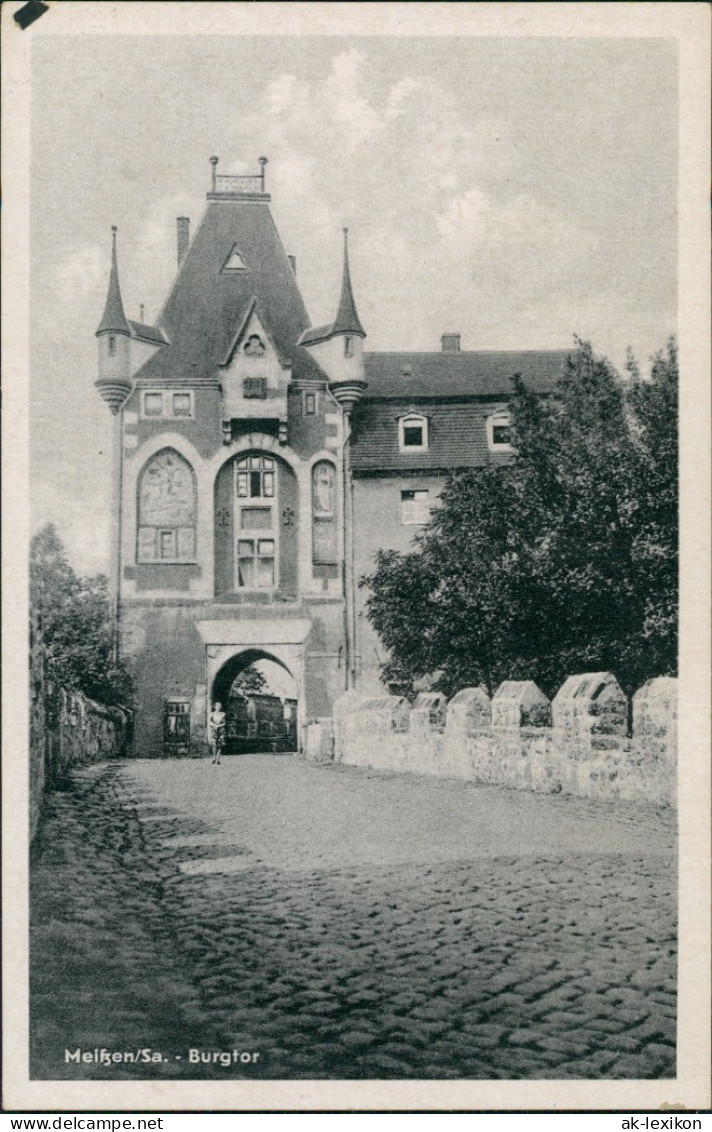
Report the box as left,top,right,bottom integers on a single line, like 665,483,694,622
2,0,710,1114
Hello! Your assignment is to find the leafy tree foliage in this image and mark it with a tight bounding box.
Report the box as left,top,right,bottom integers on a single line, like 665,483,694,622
30,524,134,706
230,666,269,697
362,338,678,700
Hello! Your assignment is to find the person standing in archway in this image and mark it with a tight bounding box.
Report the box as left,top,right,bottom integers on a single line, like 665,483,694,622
208,701,226,765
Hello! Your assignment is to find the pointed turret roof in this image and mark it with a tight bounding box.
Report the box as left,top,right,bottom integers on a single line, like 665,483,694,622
96,227,131,336
331,227,365,338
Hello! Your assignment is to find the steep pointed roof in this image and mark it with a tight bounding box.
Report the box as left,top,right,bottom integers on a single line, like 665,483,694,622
96,227,131,336
331,227,365,338
133,196,312,384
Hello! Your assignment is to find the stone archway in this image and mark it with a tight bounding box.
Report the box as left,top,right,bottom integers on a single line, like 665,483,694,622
210,649,298,754
196,618,311,754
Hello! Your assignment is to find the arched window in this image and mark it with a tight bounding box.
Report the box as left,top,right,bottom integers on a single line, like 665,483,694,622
137,449,197,562
398,413,428,453
312,461,337,565
487,410,513,451
234,454,277,589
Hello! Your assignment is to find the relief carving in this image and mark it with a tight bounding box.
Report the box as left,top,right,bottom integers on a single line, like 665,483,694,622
140,452,195,526
313,463,335,516
243,334,266,357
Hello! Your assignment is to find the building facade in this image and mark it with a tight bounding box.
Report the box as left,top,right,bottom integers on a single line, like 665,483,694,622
95,159,569,754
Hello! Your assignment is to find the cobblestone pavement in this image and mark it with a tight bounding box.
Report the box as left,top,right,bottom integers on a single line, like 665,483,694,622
30,756,676,1081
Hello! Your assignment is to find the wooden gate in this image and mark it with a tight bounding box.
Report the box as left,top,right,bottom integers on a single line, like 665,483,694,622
163,698,191,757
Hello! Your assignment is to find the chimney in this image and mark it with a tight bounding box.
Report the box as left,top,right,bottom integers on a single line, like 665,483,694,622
288,255,297,274
441,333,461,353
177,217,190,266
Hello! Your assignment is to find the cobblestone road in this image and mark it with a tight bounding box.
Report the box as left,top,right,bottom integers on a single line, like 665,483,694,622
30,756,676,1080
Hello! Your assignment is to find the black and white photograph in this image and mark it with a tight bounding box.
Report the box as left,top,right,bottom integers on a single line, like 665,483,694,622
3,0,710,1115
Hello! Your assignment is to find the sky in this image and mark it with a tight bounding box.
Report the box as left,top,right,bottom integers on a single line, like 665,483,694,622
30,33,678,574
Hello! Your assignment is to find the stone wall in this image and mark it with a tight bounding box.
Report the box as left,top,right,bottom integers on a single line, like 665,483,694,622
334,674,676,808
30,611,133,842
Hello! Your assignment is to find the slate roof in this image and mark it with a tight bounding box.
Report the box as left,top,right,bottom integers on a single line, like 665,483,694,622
361,350,570,399
128,320,168,345
350,350,570,472
133,199,316,383
96,229,131,336
297,230,365,346
298,323,333,347
350,400,516,472
331,230,365,338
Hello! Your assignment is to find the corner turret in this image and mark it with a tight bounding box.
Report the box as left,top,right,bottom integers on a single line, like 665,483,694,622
332,227,366,339
298,228,367,403
95,227,133,414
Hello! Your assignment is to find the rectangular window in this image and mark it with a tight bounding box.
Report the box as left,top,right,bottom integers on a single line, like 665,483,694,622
403,425,424,447
401,489,430,525
305,393,316,415
243,377,267,399
237,539,255,587
256,540,275,587
399,415,428,452
234,455,278,589
142,390,195,419
487,412,513,450
144,392,164,417
344,336,353,358
236,536,275,588
108,336,116,357
173,393,192,417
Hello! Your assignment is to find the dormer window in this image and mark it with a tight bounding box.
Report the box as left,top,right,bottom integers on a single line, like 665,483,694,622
344,336,353,358
487,410,513,451
221,245,248,272
398,413,428,453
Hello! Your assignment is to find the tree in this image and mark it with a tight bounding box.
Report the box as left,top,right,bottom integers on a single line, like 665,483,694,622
230,666,268,697
30,524,134,706
361,338,678,700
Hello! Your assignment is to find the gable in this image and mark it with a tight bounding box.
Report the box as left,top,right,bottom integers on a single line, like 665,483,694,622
219,307,289,422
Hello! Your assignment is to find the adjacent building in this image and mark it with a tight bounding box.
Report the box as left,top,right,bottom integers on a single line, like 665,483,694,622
95,158,569,754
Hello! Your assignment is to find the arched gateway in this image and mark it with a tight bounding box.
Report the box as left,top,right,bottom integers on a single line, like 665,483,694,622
196,618,311,756
211,648,298,754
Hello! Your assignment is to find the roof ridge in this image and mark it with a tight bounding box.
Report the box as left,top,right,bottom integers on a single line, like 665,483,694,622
363,348,572,357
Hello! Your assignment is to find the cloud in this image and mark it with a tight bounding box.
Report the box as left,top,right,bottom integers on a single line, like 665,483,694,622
54,244,106,316
230,50,537,332
437,187,599,289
